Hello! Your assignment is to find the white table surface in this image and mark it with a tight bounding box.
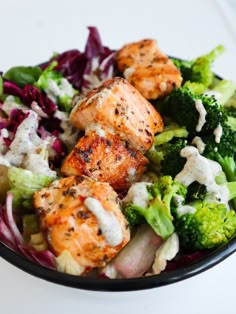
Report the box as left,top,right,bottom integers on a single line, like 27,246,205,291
1,0,236,313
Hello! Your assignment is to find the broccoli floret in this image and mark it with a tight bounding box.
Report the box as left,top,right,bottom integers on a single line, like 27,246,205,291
182,81,207,94
202,126,236,199
190,45,225,87
123,206,144,228
173,202,236,251
172,45,225,87
171,58,193,83
203,126,236,158
146,122,188,176
160,139,187,177
163,87,227,136
123,176,187,239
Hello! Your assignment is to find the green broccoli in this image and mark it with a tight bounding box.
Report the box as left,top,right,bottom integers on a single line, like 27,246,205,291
173,202,236,251
172,45,225,88
160,139,188,177
182,81,207,94
201,122,236,208
123,176,187,239
146,122,188,176
123,207,144,228
163,87,227,136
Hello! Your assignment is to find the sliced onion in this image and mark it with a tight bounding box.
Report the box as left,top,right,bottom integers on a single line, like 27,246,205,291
112,224,163,278
29,250,56,269
5,193,24,245
0,216,16,250
0,193,56,270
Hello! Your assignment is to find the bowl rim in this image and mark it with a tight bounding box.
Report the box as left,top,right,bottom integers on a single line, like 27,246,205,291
0,71,236,292
1,233,236,292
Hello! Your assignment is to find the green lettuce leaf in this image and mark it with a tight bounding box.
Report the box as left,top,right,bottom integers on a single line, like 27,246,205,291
35,61,78,112
4,66,42,88
8,167,54,209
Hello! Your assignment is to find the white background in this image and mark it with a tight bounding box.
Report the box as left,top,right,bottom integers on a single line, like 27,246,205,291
0,0,236,313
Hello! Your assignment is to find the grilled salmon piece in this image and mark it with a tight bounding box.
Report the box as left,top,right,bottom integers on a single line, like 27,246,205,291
116,39,182,99
61,130,149,190
33,175,130,274
70,77,163,153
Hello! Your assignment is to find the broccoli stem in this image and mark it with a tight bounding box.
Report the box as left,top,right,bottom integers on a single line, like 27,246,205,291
128,202,174,240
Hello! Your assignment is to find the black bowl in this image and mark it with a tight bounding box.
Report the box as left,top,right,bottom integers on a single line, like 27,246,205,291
0,234,236,291
1,70,236,291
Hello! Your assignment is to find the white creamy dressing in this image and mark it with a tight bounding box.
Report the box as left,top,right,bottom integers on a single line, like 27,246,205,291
5,111,41,165
191,136,206,154
126,167,136,183
0,111,56,177
1,128,9,138
31,101,49,118
159,81,167,92
84,197,123,247
54,110,79,150
195,99,207,132
175,146,229,205
123,182,152,208
85,123,107,138
22,150,56,178
45,78,74,103
124,67,135,80
1,96,28,116
174,195,196,215
213,123,223,143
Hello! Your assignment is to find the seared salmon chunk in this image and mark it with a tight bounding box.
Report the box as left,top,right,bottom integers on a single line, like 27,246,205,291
61,130,149,190
116,39,182,99
70,77,163,153
34,176,130,274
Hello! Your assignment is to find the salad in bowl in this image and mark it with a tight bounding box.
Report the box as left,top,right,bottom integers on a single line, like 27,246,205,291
0,26,236,290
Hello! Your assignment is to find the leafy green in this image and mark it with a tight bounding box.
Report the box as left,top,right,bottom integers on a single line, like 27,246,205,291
153,123,188,146
35,61,77,112
173,45,224,88
210,80,236,106
4,66,42,88
146,122,188,175
8,167,54,208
